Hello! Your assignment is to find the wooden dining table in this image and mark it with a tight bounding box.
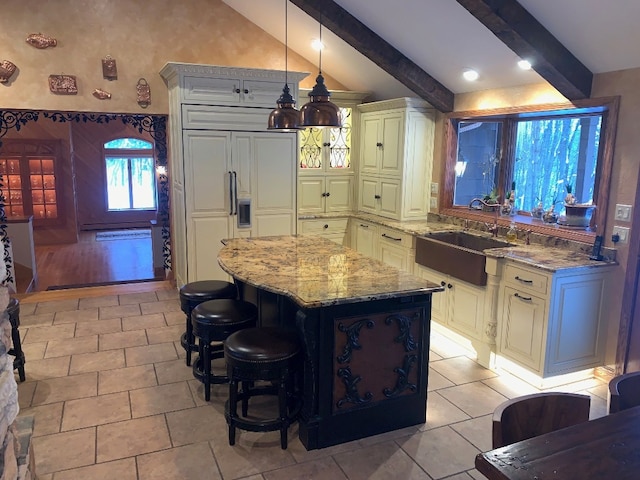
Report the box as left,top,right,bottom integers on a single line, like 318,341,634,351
475,405,640,479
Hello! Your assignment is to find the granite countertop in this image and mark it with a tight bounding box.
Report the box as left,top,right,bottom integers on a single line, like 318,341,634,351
299,212,617,273
218,235,443,308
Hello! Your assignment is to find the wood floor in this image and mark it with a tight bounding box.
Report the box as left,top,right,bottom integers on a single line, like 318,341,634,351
30,230,160,292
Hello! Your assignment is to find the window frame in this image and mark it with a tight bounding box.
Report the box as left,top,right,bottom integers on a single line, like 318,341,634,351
103,138,157,212
440,96,620,241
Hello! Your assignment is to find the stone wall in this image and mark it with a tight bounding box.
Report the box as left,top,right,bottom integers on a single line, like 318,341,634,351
0,286,36,480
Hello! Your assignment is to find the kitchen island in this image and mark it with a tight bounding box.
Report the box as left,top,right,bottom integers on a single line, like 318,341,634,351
218,235,443,450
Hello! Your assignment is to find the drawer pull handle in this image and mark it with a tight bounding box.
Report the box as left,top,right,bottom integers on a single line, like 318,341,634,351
515,276,533,284
382,233,402,241
514,293,532,301
359,224,369,228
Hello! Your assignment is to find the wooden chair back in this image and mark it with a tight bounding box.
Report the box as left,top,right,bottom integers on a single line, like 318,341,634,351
609,371,640,413
492,392,591,448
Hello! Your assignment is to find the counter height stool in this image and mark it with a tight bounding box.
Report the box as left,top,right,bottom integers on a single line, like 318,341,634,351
224,326,302,449
179,280,237,367
191,299,257,401
7,298,26,382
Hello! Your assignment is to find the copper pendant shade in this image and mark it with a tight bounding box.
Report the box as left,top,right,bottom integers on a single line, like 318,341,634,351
299,73,341,128
268,83,301,130
268,0,301,131
300,20,341,128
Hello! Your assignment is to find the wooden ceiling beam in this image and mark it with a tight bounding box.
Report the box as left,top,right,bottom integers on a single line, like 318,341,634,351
289,0,454,112
456,0,593,100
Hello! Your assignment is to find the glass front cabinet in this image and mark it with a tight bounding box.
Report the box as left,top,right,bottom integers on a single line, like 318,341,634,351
297,91,368,215
0,140,61,225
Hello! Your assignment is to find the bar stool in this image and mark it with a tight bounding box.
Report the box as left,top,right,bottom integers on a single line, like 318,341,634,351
191,299,257,401
224,326,302,449
7,298,26,382
179,280,237,366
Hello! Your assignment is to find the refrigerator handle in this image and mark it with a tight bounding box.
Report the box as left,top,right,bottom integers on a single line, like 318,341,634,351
228,171,233,215
232,171,238,215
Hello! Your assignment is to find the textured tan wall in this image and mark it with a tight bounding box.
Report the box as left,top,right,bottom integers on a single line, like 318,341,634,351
0,0,343,114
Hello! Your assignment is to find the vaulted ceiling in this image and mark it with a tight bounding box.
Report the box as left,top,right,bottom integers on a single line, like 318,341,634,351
223,0,640,112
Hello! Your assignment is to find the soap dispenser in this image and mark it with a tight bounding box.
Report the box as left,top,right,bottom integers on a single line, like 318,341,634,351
506,221,518,242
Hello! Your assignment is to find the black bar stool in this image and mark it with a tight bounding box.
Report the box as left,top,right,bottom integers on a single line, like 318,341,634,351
224,326,302,449
191,299,257,401
7,298,26,382
179,280,237,366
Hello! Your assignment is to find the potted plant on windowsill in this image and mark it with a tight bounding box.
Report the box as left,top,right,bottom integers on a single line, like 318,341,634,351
482,188,500,212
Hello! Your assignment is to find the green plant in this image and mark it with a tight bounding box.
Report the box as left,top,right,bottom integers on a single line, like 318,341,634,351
483,188,499,204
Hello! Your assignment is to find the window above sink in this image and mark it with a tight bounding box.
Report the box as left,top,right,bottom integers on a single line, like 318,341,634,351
440,96,620,242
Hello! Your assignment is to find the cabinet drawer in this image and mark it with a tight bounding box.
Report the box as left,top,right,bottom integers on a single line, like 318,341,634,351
503,263,549,296
300,218,349,235
378,226,413,248
182,105,269,131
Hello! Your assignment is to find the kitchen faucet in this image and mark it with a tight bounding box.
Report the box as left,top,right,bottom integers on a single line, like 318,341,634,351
484,210,499,237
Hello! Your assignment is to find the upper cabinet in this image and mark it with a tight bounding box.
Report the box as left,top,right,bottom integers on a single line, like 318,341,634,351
357,98,435,221
297,90,369,215
180,72,284,107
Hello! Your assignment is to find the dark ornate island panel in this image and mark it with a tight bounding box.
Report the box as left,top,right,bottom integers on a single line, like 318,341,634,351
295,295,432,450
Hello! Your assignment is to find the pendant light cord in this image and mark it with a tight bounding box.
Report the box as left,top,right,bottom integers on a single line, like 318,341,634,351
284,0,288,85
318,15,323,75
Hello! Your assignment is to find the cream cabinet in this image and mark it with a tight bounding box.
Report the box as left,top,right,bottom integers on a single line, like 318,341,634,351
299,218,349,244
298,176,353,213
352,220,379,259
297,91,368,215
161,63,307,286
414,264,486,340
357,98,435,221
497,261,615,386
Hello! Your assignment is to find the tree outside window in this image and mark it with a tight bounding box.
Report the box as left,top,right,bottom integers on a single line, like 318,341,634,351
104,138,156,211
444,97,618,237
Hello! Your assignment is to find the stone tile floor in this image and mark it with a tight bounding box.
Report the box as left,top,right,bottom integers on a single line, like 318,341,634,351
15,286,609,479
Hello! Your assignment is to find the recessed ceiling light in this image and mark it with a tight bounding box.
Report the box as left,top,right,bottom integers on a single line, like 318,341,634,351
518,59,532,70
462,69,479,81
311,39,324,51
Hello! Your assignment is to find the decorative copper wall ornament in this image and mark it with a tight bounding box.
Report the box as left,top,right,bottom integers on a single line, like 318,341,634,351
92,88,111,100
26,33,57,49
0,61,17,83
48,74,78,94
102,55,117,80
136,78,151,108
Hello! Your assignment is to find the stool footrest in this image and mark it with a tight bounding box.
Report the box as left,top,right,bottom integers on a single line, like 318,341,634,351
180,332,199,353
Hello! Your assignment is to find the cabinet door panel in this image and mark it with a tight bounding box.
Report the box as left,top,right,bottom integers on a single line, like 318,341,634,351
379,179,401,217
360,115,380,173
190,216,231,281
379,242,408,271
183,76,239,104
359,176,378,212
414,265,446,323
380,114,403,175
242,80,284,107
253,134,296,211
298,177,325,213
326,176,353,211
355,222,377,259
500,287,545,372
254,214,295,237
183,131,230,214
449,282,485,340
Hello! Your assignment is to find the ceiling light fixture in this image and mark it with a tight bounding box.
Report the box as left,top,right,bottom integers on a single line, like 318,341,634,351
463,69,479,81
299,16,341,128
518,59,532,70
267,0,301,131
311,39,324,51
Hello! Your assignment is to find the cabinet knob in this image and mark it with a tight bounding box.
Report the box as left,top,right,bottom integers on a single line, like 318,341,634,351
234,88,241,94
447,283,453,289
323,142,330,147
374,194,381,199
323,224,329,229
325,192,330,197
440,281,446,287
376,142,383,148
244,89,249,94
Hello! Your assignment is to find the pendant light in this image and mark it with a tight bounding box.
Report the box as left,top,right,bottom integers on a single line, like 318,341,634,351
268,0,301,131
299,17,342,128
